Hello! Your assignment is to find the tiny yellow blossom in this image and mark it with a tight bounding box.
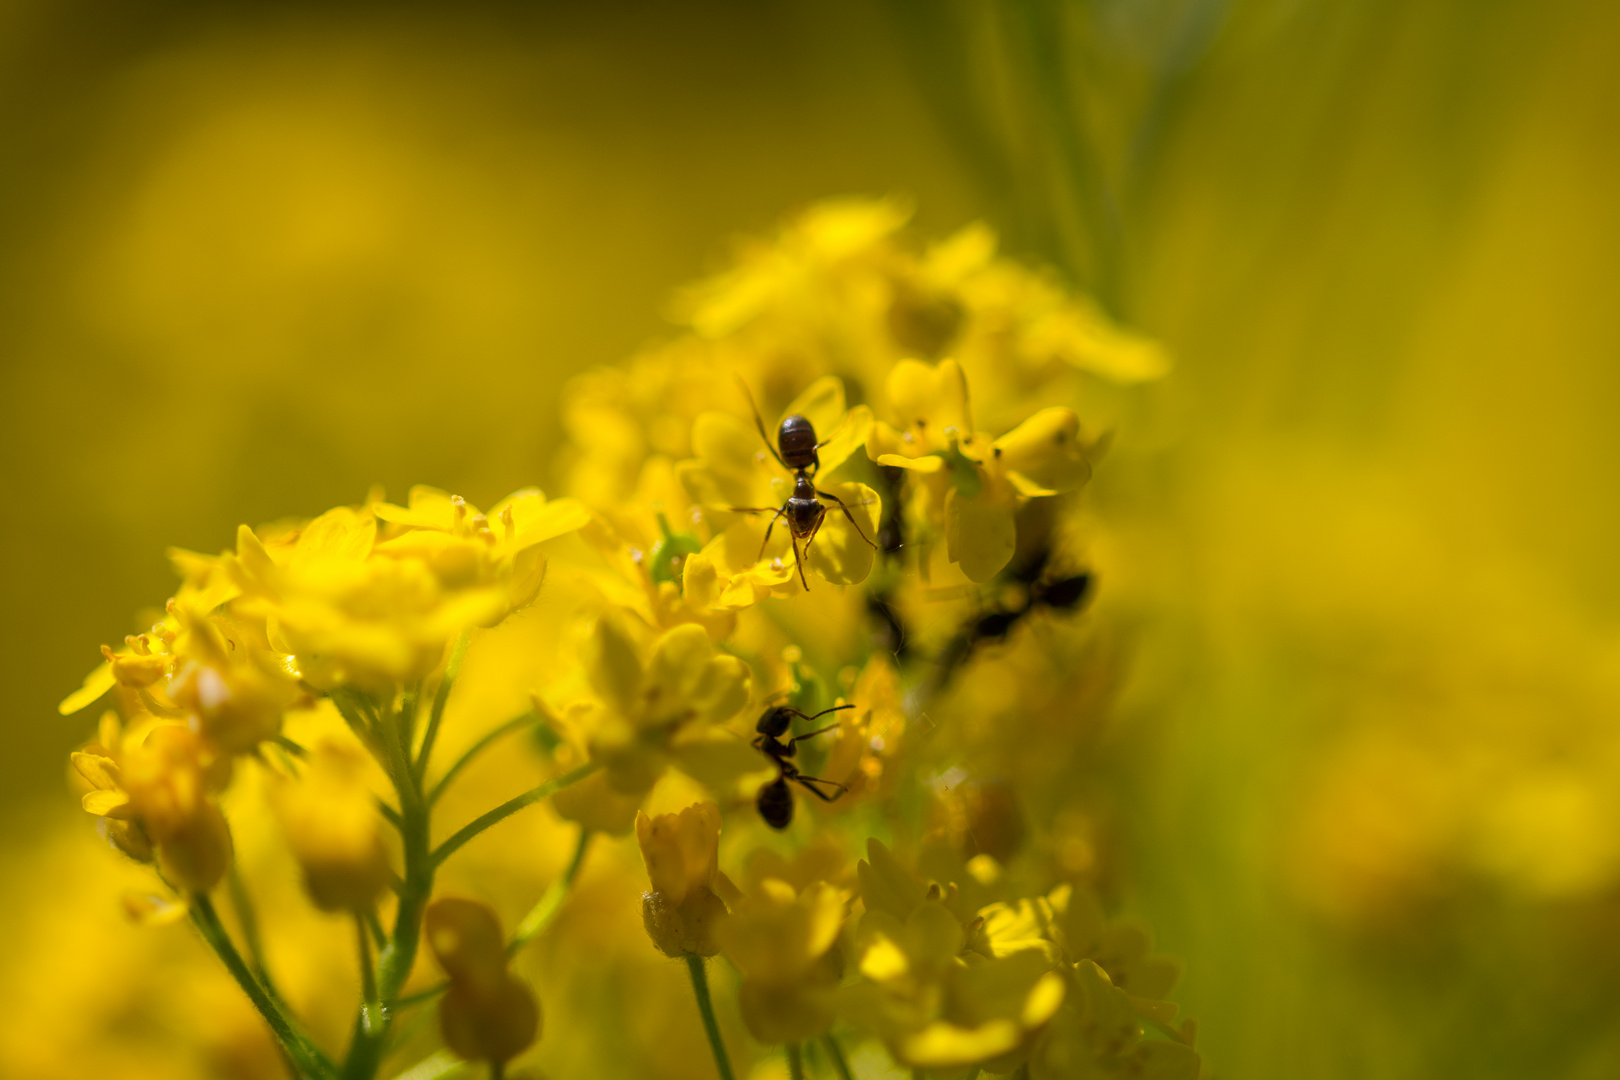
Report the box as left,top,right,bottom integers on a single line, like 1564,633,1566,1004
374,484,589,618
635,802,737,958
868,358,1091,582
73,712,233,892
717,878,847,1043
564,611,758,800
840,840,1068,1071
920,220,1170,389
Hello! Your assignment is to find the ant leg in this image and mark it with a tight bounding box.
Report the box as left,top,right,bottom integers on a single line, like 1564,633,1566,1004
790,534,810,592
784,722,842,751
793,775,849,803
782,704,855,751
815,488,878,549
801,511,825,564
734,375,789,471
756,506,788,562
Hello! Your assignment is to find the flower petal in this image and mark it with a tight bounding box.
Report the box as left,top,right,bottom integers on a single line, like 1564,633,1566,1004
946,488,1016,583
587,613,645,717
887,358,972,439
82,789,131,818
493,489,593,547
59,661,116,715
780,375,847,443
805,481,880,586
816,405,873,477
994,408,1091,496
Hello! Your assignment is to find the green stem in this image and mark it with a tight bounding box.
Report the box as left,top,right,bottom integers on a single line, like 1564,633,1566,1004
331,691,374,745
275,734,310,758
430,763,599,868
355,914,385,1049
684,955,735,1080
377,799,404,831
822,1034,855,1080
787,1043,805,1080
345,694,435,1080
509,827,592,954
428,710,540,806
399,681,421,758
364,907,388,950
415,630,471,781
228,863,272,988
192,893,335,1079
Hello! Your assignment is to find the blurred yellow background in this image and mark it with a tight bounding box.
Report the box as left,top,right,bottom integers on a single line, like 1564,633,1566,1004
3,1,1618,1077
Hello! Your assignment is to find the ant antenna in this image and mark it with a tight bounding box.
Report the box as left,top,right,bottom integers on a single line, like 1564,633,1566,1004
734,374,788,471
801,703,855,724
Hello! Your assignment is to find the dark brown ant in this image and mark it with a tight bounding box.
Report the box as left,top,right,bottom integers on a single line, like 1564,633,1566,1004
933,548,1094,687
752,702,853,829
727,378,878,590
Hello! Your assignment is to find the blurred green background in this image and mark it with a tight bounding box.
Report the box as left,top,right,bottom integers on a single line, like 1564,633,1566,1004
4,1,1619,1077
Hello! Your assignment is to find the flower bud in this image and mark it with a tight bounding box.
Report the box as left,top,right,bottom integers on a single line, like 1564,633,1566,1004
273,741,392,912
426,898,540,1064
115,723,233,892
635,802,733,957
170,659,296,755
718,879,846,1043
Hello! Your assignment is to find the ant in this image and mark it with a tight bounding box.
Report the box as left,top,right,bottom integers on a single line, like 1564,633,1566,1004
752,702,853,829
727,378,877,590
933,547,1093,686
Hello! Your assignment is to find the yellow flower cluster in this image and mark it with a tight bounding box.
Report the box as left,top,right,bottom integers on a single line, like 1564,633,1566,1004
60,198,1198,1079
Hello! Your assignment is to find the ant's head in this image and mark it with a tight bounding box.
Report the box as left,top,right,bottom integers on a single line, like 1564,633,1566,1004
777,414,819,471
756,705,796,739
1040,572,1092,611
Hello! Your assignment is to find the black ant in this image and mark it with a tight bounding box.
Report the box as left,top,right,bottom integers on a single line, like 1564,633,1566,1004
934,548,1093,684
727,378,877,590
752,702,853,829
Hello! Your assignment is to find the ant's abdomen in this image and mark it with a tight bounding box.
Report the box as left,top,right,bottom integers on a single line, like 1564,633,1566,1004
757,778,795,829
777,414,819,470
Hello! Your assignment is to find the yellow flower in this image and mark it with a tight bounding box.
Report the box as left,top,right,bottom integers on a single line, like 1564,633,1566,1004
867,358,1091,582
425,897,540,1065
165,604,301,755
844,907,1065,1071
677,375,881,592
716,878,847,1043
59,547,295,748
635,802,738,958
373,484,589,619
974,882,1198,1060
558,338,738,503
920,220,1170,390
841,840,1066,1071
226,499,544,691
575,456,738,640
676,196,914,342
272,740,392,912
565,611,758,799
72,711,233,892
1029,961,1200,1080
